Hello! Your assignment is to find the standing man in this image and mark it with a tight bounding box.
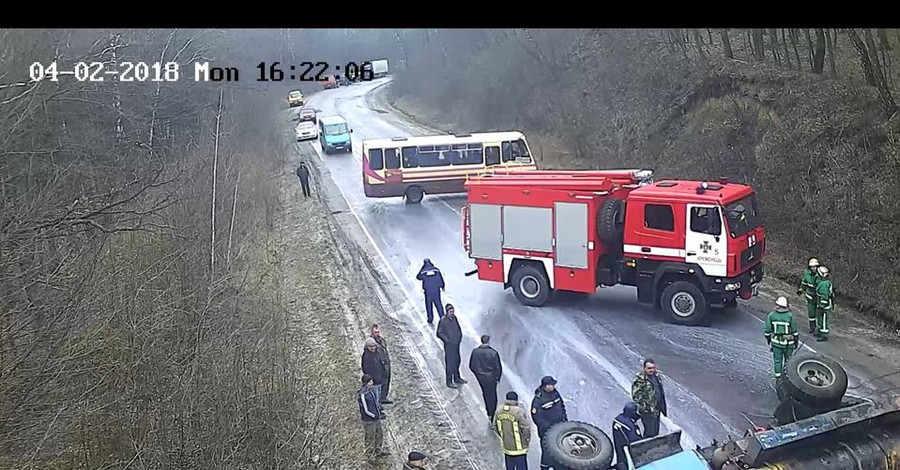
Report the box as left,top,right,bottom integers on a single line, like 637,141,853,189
470,334,503,421
417,258,445,324
797,258,820,333
295,161,311,198
437,304,467,388
358,374,389,461
369,324,393,404
361,338,388,405
611,402,643,470
815,265,834,342
531,376,567,470
631,358,667,438
764,296,799,378
494,391,531,470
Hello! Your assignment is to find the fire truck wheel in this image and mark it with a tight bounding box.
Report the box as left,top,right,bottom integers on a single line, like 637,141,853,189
661,281,708,325
597,198,625,244
542,421,614,470
404,185,424,204
510,264,550,306
783,352,848,408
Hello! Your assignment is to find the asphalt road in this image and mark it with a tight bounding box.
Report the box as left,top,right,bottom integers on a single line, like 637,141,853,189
293,78,870,468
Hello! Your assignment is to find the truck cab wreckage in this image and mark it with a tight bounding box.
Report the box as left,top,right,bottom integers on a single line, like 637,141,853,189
462,169,764,325
540,352,900,470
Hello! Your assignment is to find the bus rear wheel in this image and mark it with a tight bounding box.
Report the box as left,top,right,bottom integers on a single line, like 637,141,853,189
405,186,424,204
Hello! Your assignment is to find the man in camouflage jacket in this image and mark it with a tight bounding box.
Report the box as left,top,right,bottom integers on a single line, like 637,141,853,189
631,358,667,438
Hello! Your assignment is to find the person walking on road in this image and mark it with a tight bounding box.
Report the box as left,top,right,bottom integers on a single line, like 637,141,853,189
612,402,643,470
403,451,428,469
494,391,531,470
295,161,312,197
416,258,445,324
437,304,467,388
531,376,567,470
358,374,389,461
361,338,388,405
370,324,393,404
797,258,820,333
815,265,835,342
470,334,503,421
764,296,799,378
631,358,667,438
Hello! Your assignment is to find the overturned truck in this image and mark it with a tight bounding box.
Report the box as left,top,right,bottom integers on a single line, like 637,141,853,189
542,352,900,470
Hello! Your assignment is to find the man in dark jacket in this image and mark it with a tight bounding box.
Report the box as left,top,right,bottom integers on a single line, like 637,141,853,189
402,451,428,469
358,374,388,461
612,402,643,469
361,338,388,405
469,334,502,421
295,162,311,197
531,375,567,469
436,304,467,388
416,258,445,324
370,324,393,404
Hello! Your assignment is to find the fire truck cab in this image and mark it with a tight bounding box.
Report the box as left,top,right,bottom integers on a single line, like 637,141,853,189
462,169,765,325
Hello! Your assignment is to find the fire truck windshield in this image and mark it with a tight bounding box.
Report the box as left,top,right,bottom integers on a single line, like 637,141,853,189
724,193,761,238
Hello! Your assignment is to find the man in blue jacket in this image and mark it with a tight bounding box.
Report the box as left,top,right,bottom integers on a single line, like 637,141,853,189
612,402,643,469
416,258,445,324
358,374,389,461
531,376,567,469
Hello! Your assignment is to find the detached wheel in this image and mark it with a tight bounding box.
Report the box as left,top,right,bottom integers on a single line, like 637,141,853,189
510,264,550,307
661,281,708,326
404,185,424,204
597,198,625,244
783,353,848,408
542,421,614,470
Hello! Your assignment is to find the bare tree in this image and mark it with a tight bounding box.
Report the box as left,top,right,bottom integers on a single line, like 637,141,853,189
720,29,734,59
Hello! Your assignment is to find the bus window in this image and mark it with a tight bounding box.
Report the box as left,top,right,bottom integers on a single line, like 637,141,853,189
485,146,501,166
417,145,450,167
402,146,418,168
368,148,384,170
384,148,399,169
501,141,513,162
450,143,482,165
502,139,530,162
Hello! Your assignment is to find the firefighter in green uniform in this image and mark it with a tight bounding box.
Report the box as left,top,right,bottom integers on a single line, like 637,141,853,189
815,265,834,342
764,296,799,378
797,258,820,334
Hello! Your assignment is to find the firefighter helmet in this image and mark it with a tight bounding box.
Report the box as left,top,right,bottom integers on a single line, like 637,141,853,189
808,258,820,267
817,265,830,277
775,296,789,309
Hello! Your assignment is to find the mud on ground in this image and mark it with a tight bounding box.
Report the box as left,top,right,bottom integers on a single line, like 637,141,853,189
278,138,482,469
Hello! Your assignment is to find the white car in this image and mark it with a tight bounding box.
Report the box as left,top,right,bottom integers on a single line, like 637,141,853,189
295,121,318,141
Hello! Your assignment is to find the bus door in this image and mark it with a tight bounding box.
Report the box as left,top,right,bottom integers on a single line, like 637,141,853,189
383,147,403,183
484,142,502,168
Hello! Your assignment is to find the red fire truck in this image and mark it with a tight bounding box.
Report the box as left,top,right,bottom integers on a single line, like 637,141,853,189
461,169,765,325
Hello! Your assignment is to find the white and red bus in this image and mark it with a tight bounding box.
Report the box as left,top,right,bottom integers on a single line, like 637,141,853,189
361,132,538,204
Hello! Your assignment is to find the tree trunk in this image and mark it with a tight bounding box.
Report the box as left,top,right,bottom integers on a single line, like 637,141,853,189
877,28,893,88
811,29,826,74
752,29,766,60
720,29,734,59
846,28,897,116
707,28,714,45
781,29,793,68
790,29,802,67
692,29,706,57
746,29,753,57
768,28,781,65
804,29,815,69
824,29,837,76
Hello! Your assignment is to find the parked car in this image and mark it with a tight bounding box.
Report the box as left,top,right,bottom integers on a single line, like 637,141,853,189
295,121,318,141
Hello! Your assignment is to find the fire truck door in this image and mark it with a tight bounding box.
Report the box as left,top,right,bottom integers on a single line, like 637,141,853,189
554,202,588,269
684,204,727,277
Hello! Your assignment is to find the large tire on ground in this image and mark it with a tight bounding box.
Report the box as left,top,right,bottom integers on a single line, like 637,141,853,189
510,263,551,307
542,421,614,470
782,352,848,408
660,281,709,326
404,185,424,204
597,198,625,244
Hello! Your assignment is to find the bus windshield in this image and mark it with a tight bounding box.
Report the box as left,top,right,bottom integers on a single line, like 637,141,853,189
324,123,348,135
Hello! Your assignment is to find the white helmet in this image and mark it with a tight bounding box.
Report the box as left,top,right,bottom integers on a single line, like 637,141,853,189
808,258,820,267
817,266,830,277
775,296,789,309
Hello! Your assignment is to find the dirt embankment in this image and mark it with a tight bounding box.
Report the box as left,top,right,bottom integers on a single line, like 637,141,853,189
278,132,484,469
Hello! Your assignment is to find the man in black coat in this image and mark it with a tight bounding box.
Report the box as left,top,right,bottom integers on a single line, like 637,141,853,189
531,376,568,470
469,334,502,421
370,324,393,404
295,162,311,197
436,304,467,388
361,337,388,405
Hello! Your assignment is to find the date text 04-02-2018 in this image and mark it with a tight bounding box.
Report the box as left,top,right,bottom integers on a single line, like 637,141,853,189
256,62,374,82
